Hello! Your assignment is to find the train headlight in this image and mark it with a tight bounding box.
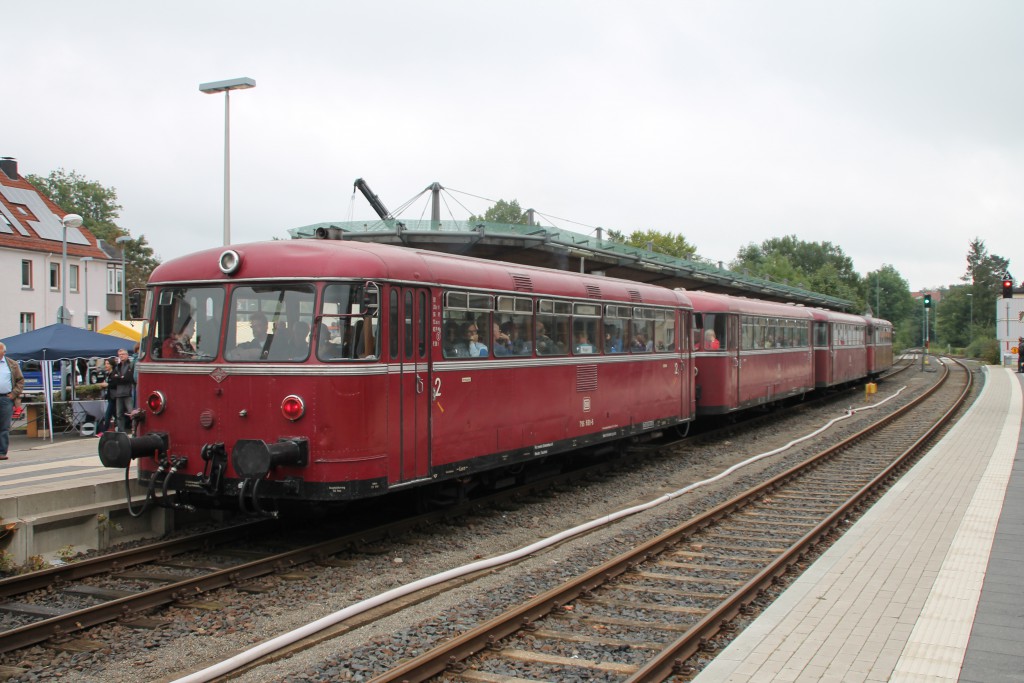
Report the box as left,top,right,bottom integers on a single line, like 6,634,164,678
281,395,305,421
147,391,166,415
218,249,241,275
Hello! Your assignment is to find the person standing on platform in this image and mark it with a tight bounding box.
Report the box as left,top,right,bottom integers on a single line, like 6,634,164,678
109,348,135,432
0,342,26,461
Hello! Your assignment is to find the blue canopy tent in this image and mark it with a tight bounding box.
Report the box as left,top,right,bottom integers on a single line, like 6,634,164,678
1,324,129,441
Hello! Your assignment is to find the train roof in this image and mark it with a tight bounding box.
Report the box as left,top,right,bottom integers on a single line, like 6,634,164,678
683,290,815,319
807,308,872,324
148,239,692,309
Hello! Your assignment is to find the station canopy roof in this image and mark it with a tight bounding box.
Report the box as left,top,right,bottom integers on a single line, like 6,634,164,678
98,320,145,342
290,219,855,311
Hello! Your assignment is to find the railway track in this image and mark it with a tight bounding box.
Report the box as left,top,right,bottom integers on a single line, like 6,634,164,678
364,357,971,682
0,356,936,679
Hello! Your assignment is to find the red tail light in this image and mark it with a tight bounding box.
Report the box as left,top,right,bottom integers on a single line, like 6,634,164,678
281,395,305,421
147,391,166,414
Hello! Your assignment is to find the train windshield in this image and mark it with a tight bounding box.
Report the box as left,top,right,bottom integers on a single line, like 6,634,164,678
150,286,225,361
224,284,317,362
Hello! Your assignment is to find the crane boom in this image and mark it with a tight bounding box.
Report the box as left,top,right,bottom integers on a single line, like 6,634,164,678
353,178,394,221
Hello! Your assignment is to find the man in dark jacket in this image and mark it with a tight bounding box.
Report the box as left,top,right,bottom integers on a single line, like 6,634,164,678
109,348,135,432
0,341,26,460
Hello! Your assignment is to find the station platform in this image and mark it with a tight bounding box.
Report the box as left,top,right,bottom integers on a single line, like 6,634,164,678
693,364,1023,683
0,431,169,563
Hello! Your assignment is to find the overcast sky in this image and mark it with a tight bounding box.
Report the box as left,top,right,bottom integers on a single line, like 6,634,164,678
5,1,1021,291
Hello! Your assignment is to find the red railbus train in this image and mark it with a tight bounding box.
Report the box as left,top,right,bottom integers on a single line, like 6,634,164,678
99,239,696,511
98,237,892,513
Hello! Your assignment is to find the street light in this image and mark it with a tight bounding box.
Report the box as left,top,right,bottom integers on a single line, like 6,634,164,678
60,214,83,325
116,236,131,319
199,76,256,246
80,256,93,330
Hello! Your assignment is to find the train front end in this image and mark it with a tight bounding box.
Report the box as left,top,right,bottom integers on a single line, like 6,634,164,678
97,242,389,514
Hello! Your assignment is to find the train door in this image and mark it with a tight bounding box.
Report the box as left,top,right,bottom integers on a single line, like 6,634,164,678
729,314,742,406
393,287,432,482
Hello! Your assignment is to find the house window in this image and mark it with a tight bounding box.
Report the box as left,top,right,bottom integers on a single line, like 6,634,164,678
50,263,60,290
107,266,123,295
86,315,97,332
20,313,35,333
70,264,80,293
21,260,32,289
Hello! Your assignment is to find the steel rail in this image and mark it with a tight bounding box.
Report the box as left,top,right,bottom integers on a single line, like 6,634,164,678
626,358,972,681
0,449,651,655
0,519,276,599
367,359,966,683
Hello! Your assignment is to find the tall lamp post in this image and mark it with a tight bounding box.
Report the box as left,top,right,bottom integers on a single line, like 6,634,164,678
199,77,256,246
59,214,84,325
80,256,93,330
116,236,131,319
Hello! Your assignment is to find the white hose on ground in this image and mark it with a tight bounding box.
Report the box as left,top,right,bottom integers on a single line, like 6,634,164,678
174,385,907,682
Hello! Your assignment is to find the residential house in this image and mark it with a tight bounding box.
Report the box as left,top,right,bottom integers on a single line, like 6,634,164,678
0,156,124,338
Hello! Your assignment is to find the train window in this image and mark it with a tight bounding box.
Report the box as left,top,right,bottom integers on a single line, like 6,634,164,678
572,303,601,355
813,322,828,347
389,289,399,360
497,296,533,314
603,305,630,354
446,291,494,312
404,291,414,360
224,284,316,362
537,300,570,356
443,290,493,359
310,283,379,362
700,313,726,351
150,286,224,362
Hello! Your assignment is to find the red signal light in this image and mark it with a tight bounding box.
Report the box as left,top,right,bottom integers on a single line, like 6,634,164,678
281,395,305,421
147,391,166,414
1003,279,1014,298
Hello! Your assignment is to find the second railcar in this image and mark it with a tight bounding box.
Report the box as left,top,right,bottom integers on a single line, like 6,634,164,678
687,291,815,414
810,308,869,388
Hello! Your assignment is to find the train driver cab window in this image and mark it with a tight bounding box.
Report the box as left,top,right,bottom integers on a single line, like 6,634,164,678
224,284,316,362
150,286,224,362
442,291,494,359
315,283,380,361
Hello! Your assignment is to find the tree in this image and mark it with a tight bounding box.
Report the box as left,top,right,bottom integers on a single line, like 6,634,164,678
962,237,1008,328
26,168,160,292
608,228,699,261
732,235,865,306
468,199,527,225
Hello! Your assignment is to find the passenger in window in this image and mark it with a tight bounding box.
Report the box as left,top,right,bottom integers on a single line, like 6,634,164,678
317,323,342,359
704,329,720,350
535,321,555,355
465,322,487,357
501,321,530,355
443,321,468,358
227,312,270,360
574,331,594,354
604,325,623,353
288,321,311,359
631,333,652,352
162,317,197,359
493,322,513,356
